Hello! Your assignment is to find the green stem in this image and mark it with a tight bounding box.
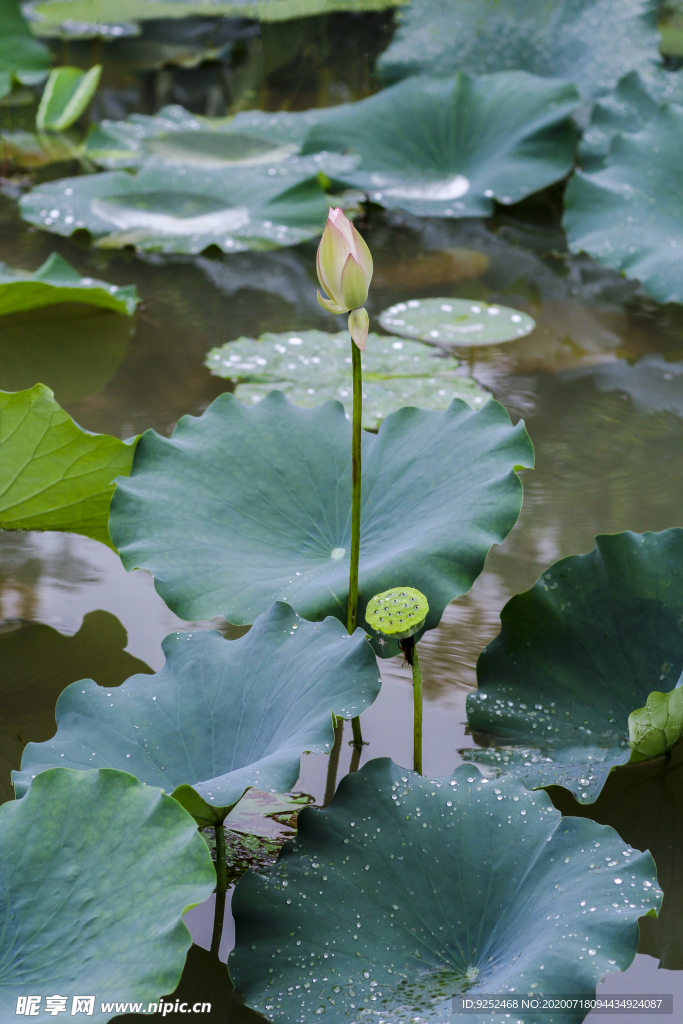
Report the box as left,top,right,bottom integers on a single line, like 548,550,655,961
412,645,423,775
323,717,344,807
348,338,365,768
209,822,227,957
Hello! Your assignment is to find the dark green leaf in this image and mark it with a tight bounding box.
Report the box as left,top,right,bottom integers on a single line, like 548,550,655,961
0,609,151,804
0,767,215,1021
0,253,139,316
0,384,138,547
302,72,579,218
230,758,660,1023
462,530,683,803
0,0,50,87
14,601,382,825
109,391,533,653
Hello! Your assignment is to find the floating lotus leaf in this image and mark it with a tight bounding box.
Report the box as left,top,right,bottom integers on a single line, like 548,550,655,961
380,298,535,348
0,610,150,803
18,157,343,254
0,767,215,1022
230,758,660,1023
0,384,137,547
36,64,102,131
550,741,683,969
23,0,403,39
377,0,662,102
0,252,138,315
301,71,579,218
0,0,49,92
14,601,382,825
564,104,683,305
462,530,683,803
109,391,533,654
205,329,489,428
84,104,321,169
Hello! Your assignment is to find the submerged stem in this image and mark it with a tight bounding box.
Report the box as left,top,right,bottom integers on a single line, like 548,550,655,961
348,338,365,768
209,822,227,957
324,717,345,807
412,645,423,775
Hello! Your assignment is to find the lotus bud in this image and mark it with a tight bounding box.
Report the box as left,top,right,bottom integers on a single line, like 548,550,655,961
365,587,429,640
316,207,374,346
348,306,369,352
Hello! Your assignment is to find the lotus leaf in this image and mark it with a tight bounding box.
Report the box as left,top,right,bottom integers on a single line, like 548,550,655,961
380,298,536,348
0,767,215,1022
301,72,579,218
0,384,138,547
205,329,489,428
84,104,322,169
109,391,533,651
550,741,683,969
14,601,382,825
0,610,150,803
0,0,49,93
377,0,662,103
0,302,132,402
564,104,683,305
18,157,345,254
230,758,660,1023
36,64,101,131
462,529,683,803
23,0,403,39
0,128,78,168
0,252,138,316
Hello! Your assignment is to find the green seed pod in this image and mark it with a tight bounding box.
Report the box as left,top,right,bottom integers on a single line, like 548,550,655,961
365,587,429,639
628,686,683,762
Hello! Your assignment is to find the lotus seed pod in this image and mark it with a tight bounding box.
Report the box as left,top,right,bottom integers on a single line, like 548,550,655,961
316,207,373,315
628,686,683,762
365,587,429,639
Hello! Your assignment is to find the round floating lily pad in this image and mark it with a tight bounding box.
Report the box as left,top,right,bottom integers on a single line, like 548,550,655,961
18,157,342,254
230,758,660,1023
205,329,490,428
379,298,535,347
109,391,533,655
14,601,381,825
0,767,215,1022
302,71,579,218
365,586,428,638
461,529,683,804
564,103,683,305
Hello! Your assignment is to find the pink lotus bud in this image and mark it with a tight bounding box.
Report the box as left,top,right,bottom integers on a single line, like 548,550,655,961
316,207,373,315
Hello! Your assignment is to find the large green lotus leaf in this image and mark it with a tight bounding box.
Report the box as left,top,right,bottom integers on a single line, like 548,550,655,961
230,759,660,1024
18,157,343,254
379,298,536,348
564,104,683,306
462,530,683,804
377,0,661,102
109,391,533,649
301,72,579,218
83,104,323,170
0,252,138,315
0,767,215,1021
14,601,382,825
0,609,150,804
550,740,683,969
205,329,489,429
0,302,132,403
23,0,403,38
0,384,137,547
0,0,50,87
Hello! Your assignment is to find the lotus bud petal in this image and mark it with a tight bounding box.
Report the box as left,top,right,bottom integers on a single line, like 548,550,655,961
317,207,373,314
317,291,346,315
348,307,369,351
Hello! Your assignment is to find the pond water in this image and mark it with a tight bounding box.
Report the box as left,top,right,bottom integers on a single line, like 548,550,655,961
2,11,683,1020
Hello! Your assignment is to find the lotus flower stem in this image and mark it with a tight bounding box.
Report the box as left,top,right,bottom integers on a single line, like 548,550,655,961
324,716,345,806
412,645,423,775
348,339,365,767
210,822,227,957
